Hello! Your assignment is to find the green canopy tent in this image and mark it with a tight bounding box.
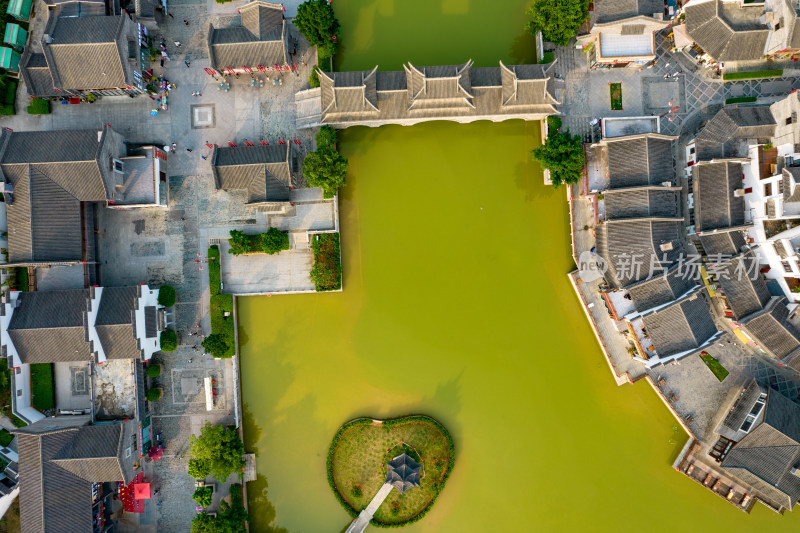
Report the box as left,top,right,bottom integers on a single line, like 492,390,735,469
3,24,27,50
0,47,21,72
6,0,32,21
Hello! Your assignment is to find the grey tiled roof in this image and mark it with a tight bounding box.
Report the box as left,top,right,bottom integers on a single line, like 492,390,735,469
595,0,664,23
15,418,138,533
405,61,474,111
723,390,800,510
0,128,118,263
641,290,719,357
684,0,769,61
595,218,685,288
499,62,559,109
626,264,697,313
604,186,681,220
208,1,287,70
212,144,294,204
698,231,747,256
603,135,675,189
741,297,800,360
95,287,140,360
39,15,137,92
695,107,776,160
8,289,92,363
720,377,763,434
319,68,379,122
19,52,59,98
693,161,745,231
783,167,800,203
715,251,770,320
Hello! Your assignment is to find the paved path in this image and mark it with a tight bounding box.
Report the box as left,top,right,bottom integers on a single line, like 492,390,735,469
345,483,394,533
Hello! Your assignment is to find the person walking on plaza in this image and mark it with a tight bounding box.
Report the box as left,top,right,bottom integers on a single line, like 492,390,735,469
174,41,181,47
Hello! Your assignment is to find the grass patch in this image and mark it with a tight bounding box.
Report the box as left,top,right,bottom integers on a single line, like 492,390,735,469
539,51,554,64
327,415,455,526
722,69,782,80
725,96,757,104
26,97,49,114
610,83,622,110
30,363,54,412
310,233,341,292
0,428,12,447
207,246,235,357
699,352,729,382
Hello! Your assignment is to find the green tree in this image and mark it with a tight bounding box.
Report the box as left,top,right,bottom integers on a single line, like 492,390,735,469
316,125,337,147
146,364,161,378
202,333,229,358
193,486,213,508
309,68,320,88
525,0,588,46
187,423,246,481
146,388,162,402
304,146,347,199
158,285,176,307
160,329,177,352
190,485,248,532
294,0,340,60
531,130,585,188
260,228,290,255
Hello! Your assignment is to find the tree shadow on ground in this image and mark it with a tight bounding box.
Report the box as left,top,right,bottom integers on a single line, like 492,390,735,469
246,473,289,533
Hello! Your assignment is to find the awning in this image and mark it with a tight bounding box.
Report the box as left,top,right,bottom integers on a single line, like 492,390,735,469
134,482,151,500
204,377,213,411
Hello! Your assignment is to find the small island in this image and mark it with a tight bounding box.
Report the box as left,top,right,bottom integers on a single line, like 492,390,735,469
327,415,455,529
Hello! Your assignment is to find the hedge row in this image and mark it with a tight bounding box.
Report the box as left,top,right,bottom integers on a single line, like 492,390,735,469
206,245,235,357
722,69,782,80
325,415,456,528
725,96,757,104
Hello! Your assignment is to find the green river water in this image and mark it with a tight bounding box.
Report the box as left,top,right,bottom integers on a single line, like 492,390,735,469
238,1,800,531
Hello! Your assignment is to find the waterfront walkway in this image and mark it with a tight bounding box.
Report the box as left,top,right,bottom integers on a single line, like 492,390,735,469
345,483,394,533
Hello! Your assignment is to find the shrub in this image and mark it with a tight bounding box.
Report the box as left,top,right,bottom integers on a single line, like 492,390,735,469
547,115,562,135
310,233,341,291
26,98,50,114
316,125,337,147
309,69,320,88
0,429,12,447
146,388,162,402
261,227,290,255
725,96,757,104
539,51,555,64
228,230,260,256
158,285,176,307
191,484,248,532
193,486,213,508
15,267,28,291
85,94,96,103
146,364,161,378
350,484,362,499
0,105,14,116
160,329,177,352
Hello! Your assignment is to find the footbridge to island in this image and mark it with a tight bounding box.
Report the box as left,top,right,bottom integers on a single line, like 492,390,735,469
345,483,394,533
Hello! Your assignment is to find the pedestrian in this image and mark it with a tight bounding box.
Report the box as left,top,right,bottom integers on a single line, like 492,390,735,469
185,60,190,68
171,142,176,149
191,91,196,96
188,359,193,363
174,41,181,47
201,155,207,160
160,57,164,67
186,148,193,152
184,19,189,25
168,12,174,18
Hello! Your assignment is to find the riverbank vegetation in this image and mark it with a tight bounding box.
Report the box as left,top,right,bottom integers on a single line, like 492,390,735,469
203,245,235,358
295,0,340,66
532,121,585,188
228,228,289,256
310,232,341,291
327,415,455,527
525,0,588,46
304,126,348,198
188,422,246,481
